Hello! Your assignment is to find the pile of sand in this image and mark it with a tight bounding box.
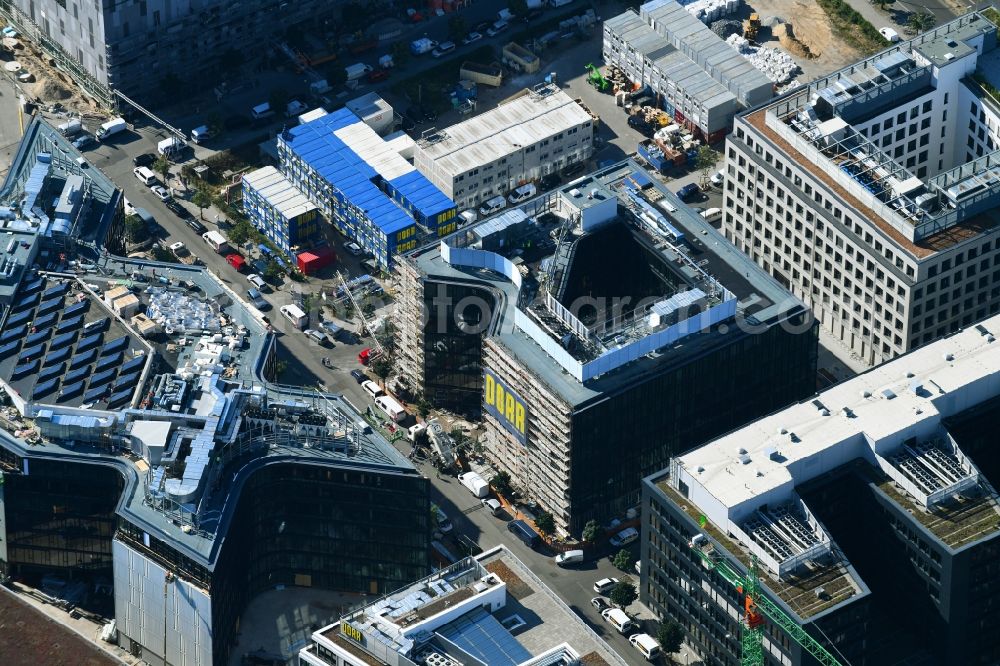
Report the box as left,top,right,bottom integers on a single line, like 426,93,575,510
32,76,72,101
774,21,817,59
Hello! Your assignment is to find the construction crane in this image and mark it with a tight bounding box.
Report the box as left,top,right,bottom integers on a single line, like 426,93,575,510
690,545,845,666
585,63,611,93
337,270,385,357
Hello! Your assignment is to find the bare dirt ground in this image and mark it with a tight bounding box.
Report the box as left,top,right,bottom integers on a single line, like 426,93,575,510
0,38,99,115
736,0,863,83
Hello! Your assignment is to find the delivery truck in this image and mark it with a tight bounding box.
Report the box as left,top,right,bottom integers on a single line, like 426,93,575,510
375,394,407,423
459,472,490,498
345,63,374,82
410,38,437,55
157,136,185,158
58,119,82,137
202,230,230,254
96,117,126,140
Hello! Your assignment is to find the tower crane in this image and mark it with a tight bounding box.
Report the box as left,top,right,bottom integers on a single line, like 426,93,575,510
690,545,846,666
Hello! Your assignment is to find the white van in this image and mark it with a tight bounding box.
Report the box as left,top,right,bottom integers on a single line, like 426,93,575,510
375,394,407,422
279,303,308,329
251,102,274,120
479,195,507,217
700,207,722,224
133,166,157,186
508,183,537,204
554,549,584,567
601,607,636,634
361,380,384,399
629,633,662,661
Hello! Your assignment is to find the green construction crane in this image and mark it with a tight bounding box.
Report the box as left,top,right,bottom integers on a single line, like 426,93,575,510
691,545,846,666
585,63,610,92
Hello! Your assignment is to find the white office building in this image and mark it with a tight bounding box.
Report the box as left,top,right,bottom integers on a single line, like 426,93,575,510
413,84,595,211
724,13,1000,366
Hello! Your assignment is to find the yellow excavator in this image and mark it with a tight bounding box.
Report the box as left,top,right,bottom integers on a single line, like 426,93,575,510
743,13,761,41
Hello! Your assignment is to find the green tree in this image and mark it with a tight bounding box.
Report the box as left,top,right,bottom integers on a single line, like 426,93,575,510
226,218,257,246
264,259,282,280
581,519,600,543
534,510,555,535
153,156,171,183
491,470,513,497
908,10,936,34
416,397,432,420
370,352,393,387
508,0,529,17
191,189,213,220
269,88,290,115
390,40,411,68
609,581,637,609
124,214,149,245
151,245,174,263
448,15,468,42
657,619,684,656
612,548,633,571
695,145,720,184
871,0,889,10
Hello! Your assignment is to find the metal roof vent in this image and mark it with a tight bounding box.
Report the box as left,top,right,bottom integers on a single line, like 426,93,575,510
820,408,830,416
862,390,872,398
738,453,752,465
882,388,897,400
696,465,705,473
737,447,748,455
755,468,764,477
906,371,915,378
944,352,954,361
778,427,788,435
842,407,854,417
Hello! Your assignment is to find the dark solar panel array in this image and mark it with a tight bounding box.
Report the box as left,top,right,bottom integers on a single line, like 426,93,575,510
0,277,146,408
121,355,146,375
95,351,122,373
55,314,85,333
90,368,117,388
50,331,77,350
69,348,97,369
37,362,64,382
0,324,25,343
58,380,85,400
33,377,59,398
12,360,37,378
100,336,128,356
43,346,72,366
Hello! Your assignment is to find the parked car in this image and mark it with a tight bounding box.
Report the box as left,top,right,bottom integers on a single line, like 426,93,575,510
186,218,207,234
677,183,701,201
72,134,96,150
367,69,389,83
508,183,537,204
133,153,156,167
479,195,507,217
561,162,585,178
431,41,456,58
304,329,330,346
593,577,619,594
474,20,492,33
710,169,725,187
151,185,172,202
609,527,639,547
166,199,192,219
591,596,611,612
247,288,269,310
481,498,502,515
486,20,508,37
462,31,483,45
539,173,561,190
350,369,366,383
521,9,543,23
344,241,363,256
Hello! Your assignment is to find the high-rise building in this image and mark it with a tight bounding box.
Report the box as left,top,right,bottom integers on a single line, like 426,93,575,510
2,0,338,104
412,85,596,212
396,160,816,534
642,314,1000,666
723,13,1000,367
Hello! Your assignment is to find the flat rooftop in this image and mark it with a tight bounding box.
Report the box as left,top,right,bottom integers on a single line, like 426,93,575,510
745,12,1000,255
414,85,594,176
315,546,625,666
407,159,806,407
675,314,1000,550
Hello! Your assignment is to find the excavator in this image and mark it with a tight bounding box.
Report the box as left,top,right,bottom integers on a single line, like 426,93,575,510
585,63,611,93
743,12,761,41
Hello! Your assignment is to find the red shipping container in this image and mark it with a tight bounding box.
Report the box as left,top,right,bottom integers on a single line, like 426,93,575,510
296,246,336,275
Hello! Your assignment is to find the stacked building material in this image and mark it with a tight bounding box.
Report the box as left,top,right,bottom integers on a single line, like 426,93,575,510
725,34,800,84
